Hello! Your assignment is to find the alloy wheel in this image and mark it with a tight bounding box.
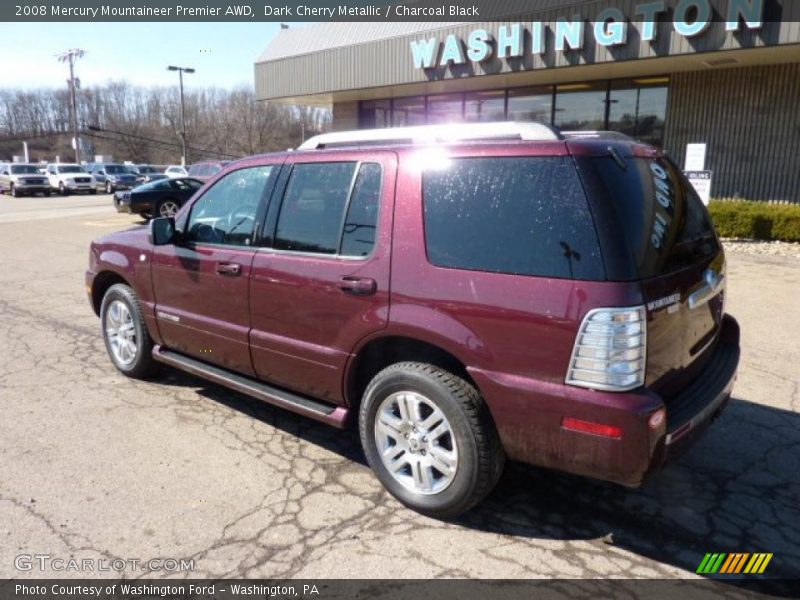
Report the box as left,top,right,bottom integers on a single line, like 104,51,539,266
374,391,459,495
104,300,137,366
159,200,180,217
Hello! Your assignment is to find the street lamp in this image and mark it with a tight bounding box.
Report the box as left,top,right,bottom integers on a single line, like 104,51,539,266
167,65,195,166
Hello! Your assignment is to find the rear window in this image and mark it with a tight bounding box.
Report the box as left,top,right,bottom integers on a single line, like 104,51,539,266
577,156,719,278
422,157,604,280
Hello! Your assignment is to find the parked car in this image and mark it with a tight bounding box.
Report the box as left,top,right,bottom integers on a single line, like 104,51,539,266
127,165,168,184
86,123,740,518
187,160,230,182
46,163,95,195
164,165,188,178
0,163,51,197
113,177,203,219
86,163,139,193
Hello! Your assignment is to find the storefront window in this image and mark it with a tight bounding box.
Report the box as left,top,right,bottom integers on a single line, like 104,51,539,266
392,96,426,126
507,87,552,123
554,83,608,131
608,80,668,146
427,94,464,124
360,99,391,128
357,76,669,146
465,91,506,122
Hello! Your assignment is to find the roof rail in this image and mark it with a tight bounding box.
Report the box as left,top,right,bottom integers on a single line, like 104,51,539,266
297,121,561,150
561,131,634,141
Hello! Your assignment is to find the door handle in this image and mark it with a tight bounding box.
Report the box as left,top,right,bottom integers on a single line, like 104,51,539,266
339,276,377,296
215,262,241,276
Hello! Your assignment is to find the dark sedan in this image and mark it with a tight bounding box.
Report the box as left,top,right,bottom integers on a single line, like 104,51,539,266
113,177,204,219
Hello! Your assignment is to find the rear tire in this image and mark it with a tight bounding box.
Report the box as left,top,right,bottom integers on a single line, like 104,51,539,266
100,283,158,379
359,362,504,518
156,198,180,218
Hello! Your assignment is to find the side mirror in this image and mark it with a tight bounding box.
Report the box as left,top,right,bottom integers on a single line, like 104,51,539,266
149,217,177,246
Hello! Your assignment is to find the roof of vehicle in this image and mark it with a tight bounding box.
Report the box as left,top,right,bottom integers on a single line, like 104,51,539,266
48,163,83,167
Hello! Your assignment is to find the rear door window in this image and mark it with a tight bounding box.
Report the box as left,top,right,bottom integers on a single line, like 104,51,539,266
577,156,719,278
273,162,381,257
422,156,604,280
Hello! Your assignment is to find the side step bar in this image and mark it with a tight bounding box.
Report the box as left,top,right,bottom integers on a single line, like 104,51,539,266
152,345,349,428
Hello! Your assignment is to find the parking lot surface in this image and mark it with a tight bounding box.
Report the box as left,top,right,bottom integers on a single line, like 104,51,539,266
0,196,798,580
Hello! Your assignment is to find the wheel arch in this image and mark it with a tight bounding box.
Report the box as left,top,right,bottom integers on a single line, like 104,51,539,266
90,270,130,316
345,333,481,411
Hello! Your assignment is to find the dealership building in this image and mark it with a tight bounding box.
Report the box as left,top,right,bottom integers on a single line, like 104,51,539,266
255,1,800,202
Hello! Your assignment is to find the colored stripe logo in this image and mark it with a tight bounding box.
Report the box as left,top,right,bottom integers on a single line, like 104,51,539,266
697,553,773,574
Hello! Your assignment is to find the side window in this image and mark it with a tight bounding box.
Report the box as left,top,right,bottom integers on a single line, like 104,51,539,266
422,157,604,280
341,163,381,257
185,166,272,247
274,162,357,254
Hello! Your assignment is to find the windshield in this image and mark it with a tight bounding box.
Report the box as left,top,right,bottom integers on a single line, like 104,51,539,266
58,166,84,173
138,166,158,173
105,165,128,174
10,165,41,174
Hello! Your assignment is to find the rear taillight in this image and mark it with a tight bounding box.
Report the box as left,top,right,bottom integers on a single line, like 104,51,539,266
565,306,647,392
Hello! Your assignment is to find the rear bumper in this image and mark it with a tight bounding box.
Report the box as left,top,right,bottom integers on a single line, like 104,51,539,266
470,314,740,487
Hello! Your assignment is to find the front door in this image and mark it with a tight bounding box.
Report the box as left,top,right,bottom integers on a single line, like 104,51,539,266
151,164,278,377
249,152,397,403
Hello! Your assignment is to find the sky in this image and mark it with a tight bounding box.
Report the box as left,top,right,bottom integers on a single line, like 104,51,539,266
0,22,295,90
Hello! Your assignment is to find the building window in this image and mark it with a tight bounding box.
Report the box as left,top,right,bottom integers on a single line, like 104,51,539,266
357,77,669,146
392,96,426,126
465,90,506,122
427,94,464,124
554,82,608,131
608,79,669,147
507,87,552,122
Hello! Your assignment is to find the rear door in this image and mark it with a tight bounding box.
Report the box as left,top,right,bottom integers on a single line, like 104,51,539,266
248,151,396,404
577,153,725,395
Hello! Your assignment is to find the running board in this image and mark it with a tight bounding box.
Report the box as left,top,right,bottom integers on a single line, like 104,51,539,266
152,345,349,428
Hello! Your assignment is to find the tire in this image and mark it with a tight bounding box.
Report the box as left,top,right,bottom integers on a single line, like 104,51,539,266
10,185,19,197
58,181,67,196
359,362,505,518
156,198,180,218
105,181,113,194
100,283,158,379
44,191,51,197
91,189,98,195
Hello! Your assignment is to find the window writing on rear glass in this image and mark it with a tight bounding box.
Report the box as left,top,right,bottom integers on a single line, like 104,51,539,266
275,162,381,256
577,156,719,278
422,157,604,280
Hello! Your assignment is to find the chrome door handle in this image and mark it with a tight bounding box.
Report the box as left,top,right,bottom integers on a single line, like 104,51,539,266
339,276,377,296
215,262,241,276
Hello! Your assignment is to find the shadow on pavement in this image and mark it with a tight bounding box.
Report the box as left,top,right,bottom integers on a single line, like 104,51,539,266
158,368,800,584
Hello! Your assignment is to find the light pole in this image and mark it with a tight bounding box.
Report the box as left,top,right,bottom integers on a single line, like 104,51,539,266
167,65,195,166
57,49,85,164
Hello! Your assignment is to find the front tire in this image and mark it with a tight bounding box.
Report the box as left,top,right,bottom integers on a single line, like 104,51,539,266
10,185,19,197
359,362,504,519
58,181,67,196
105,181,113,194
100,283,157,379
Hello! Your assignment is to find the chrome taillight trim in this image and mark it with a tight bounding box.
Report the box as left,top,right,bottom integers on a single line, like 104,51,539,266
565,305,647,392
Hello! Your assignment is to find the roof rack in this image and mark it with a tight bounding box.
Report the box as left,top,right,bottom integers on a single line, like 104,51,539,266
561,131,634,141
297,121,561,150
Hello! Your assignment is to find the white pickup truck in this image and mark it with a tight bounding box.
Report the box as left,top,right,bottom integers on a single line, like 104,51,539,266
46,163,97,195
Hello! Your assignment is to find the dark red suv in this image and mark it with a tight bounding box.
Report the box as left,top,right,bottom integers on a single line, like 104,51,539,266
86,123,739,518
